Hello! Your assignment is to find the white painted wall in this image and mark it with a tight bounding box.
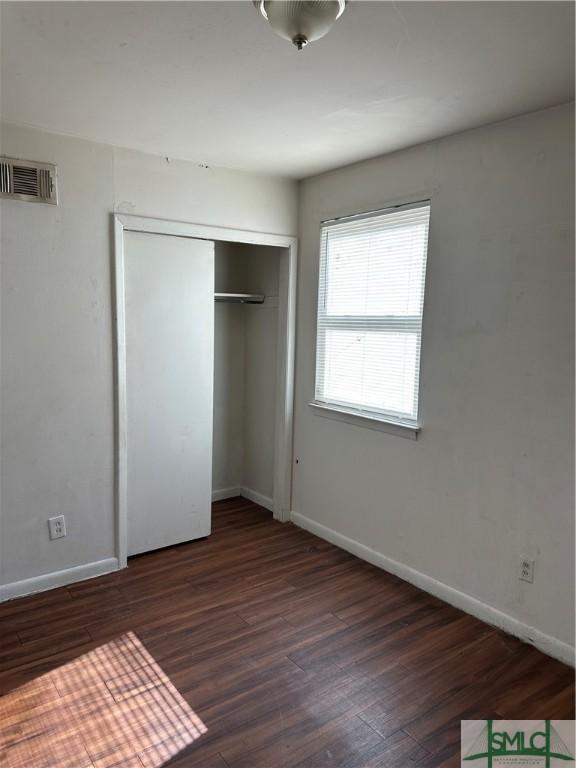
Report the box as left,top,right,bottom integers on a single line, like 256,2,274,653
294,103,575,652
212,244,280,504
213,299,245,494
0,123,297,592
0,125,116,589
213,243,246,494
242,246,280,502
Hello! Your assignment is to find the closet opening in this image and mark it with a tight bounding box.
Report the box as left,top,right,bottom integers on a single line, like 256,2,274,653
213,242,285,515
113,214,297,567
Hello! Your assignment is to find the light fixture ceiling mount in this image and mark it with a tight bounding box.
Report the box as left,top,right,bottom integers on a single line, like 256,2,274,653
253,1,347,50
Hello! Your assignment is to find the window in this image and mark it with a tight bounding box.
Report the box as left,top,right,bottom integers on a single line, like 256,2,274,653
314,200,431,428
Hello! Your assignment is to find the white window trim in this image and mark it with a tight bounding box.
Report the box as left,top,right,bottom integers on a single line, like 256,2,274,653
313,199,430,434
308,401,420,440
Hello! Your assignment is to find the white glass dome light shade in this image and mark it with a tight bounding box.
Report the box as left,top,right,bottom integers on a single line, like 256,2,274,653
254,1,347,50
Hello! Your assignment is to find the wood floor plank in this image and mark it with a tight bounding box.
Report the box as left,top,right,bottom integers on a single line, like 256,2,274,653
0,499,573,768
290,715,384,768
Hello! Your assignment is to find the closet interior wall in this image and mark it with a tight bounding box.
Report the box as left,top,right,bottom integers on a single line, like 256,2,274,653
213,242,281,509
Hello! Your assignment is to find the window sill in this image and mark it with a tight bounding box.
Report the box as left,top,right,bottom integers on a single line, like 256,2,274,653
308,402,420,440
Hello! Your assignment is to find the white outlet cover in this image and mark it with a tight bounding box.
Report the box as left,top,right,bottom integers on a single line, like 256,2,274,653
48,515,67,540
519,557,535,583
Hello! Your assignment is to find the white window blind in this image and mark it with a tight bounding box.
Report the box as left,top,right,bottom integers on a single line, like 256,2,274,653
314,201,431,427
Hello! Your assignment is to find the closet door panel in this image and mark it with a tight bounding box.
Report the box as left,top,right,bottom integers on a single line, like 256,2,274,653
124,231,214,556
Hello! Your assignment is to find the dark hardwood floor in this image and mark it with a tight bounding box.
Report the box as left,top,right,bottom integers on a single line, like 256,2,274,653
0,498,574,767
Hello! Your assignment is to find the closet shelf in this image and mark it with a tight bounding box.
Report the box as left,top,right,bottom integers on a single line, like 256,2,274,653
215,293,265,304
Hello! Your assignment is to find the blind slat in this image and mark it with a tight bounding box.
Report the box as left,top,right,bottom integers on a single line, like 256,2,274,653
315,201,431,425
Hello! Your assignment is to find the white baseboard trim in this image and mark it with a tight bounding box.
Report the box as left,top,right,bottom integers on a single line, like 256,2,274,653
291,511,575,667
241,487,274,512
212,486,274,513
212,487,242,502
0,557,119,603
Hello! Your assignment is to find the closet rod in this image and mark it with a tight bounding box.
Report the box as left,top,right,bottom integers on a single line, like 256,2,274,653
215,293,265,304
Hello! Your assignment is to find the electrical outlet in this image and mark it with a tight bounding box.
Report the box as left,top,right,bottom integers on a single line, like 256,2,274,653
519,556,535,583
48,515,67,540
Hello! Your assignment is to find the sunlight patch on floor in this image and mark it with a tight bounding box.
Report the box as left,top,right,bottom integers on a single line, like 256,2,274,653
0,631,206,768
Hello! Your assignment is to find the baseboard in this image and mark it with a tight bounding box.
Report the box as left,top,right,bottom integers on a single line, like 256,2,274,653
212,487,242,502
291,511,575,667
0,557,119,603
212,486,274,513
241,486,274,512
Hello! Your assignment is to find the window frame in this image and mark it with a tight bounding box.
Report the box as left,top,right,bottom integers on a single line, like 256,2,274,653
311,199,431,434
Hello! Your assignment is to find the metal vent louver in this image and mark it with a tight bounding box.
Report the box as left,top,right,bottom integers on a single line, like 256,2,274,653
0,156,58,204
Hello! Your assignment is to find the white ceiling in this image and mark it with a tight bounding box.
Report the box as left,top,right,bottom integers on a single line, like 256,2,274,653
1,1,574,178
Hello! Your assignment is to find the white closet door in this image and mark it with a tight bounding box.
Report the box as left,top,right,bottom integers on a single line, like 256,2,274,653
124,231,214,556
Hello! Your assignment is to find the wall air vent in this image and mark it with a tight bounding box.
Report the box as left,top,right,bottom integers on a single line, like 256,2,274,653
0,156,58,205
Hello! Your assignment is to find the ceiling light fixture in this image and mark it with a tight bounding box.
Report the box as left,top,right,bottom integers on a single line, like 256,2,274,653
253,1,347,50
